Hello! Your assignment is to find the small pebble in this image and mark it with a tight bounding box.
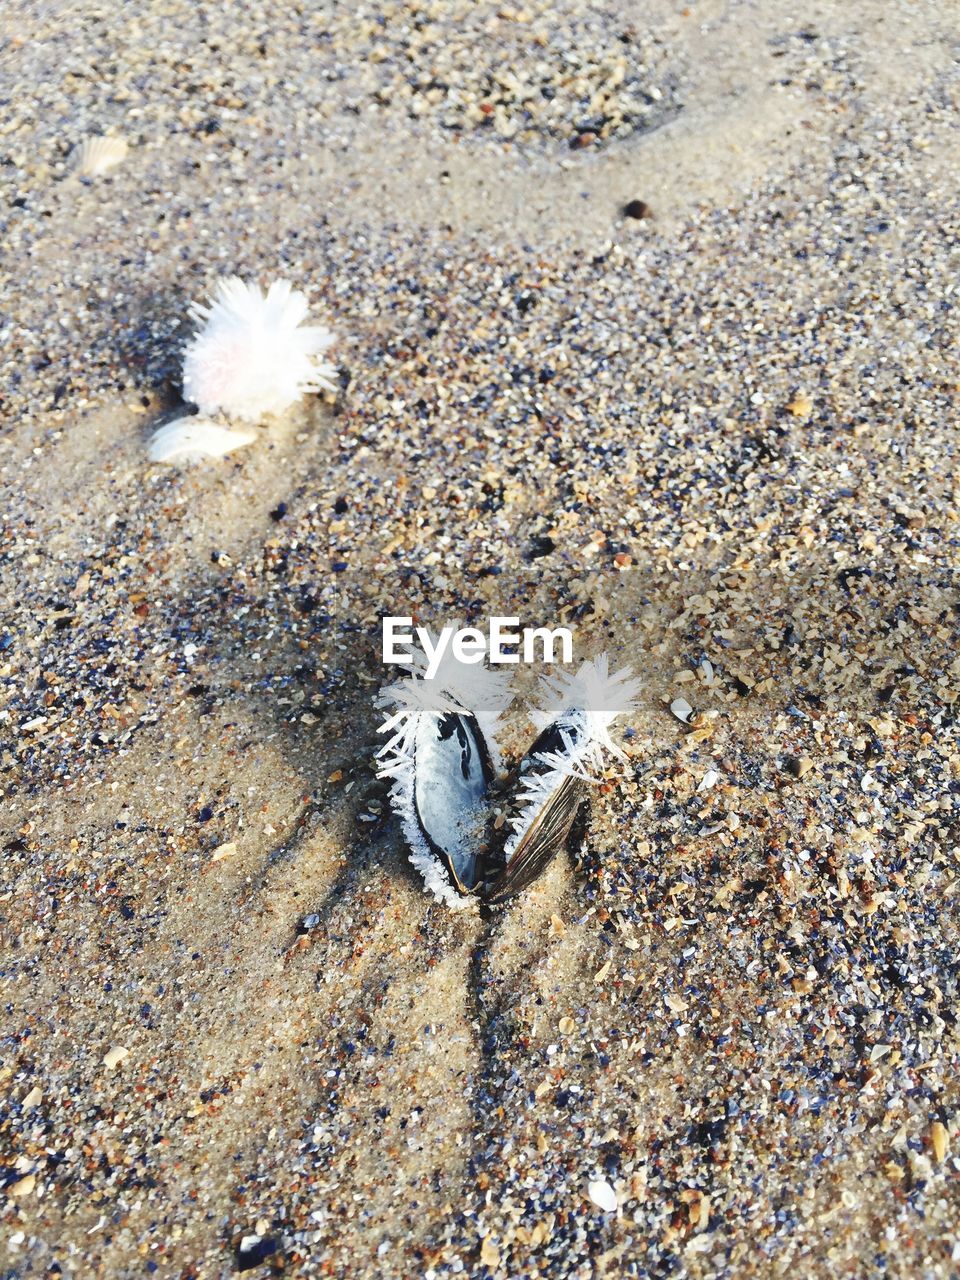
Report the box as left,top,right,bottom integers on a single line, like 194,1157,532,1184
587,1178,618,1212
931,1121,949,1163
9,1174,36,1199
623,198,650,219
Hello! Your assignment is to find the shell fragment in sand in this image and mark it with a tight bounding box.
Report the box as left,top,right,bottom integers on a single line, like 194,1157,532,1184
9,1173,36,1198
147,417,256,465
670,697,694,723
103,1045,130,1071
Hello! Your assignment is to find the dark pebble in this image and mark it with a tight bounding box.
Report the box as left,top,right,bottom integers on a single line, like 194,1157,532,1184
529,535,556,559
623,198,650,219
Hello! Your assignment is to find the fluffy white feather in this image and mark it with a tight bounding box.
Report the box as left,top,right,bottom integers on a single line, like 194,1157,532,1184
504,654,641,858
147,416,257,464
376,645,513,908
181,278,337,422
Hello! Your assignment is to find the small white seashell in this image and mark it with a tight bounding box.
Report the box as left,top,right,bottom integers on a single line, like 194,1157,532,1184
147,417,257,465
699,658,714,683
670,697,694,724
587,1178,618,1213
75,135,128,178
697,768,719,792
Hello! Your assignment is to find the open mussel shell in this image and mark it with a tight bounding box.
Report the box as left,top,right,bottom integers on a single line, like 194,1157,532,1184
414,708,495,896
484,722,590,905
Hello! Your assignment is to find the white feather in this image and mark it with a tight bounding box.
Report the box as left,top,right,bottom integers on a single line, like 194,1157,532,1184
375,645,513,907
181,278,337,422
147,416,257,464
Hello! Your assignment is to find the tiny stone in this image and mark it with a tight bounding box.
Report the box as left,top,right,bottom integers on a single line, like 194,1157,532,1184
786,391,814,418
237,1235,278,1271
623,198,649,219
9,1174,36,1199
784,756,814,778
587,1178,618,1212
480,1237,500,1267
529,535,556,559
931,1121,949,1162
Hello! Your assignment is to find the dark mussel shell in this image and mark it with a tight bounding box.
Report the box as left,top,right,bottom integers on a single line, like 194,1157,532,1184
414,708,495,896
484,722,590,905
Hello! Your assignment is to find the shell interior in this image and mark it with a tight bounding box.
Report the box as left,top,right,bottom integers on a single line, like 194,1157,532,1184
414,710,493,895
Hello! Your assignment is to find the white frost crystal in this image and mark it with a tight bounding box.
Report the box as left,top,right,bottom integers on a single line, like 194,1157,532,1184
504,655,641,860
376,646,513,908
182,277,337,422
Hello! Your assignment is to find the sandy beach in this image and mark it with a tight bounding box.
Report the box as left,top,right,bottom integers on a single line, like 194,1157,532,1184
1,1,959,1276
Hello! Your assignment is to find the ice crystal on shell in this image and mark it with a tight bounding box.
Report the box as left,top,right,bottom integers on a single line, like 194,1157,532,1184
376,645,513,908
146,417,257,465
377,645,513,776
181,278,337,423
504,654,641,858
529,654,642,769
